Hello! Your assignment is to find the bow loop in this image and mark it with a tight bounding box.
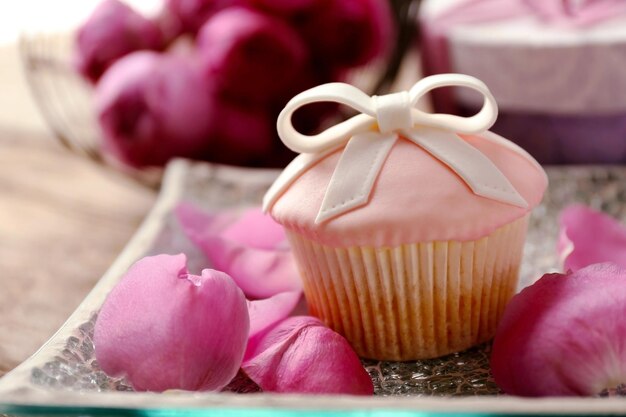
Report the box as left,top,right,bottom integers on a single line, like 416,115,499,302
265,74,531,223
277,83,375,154
408,73,498,134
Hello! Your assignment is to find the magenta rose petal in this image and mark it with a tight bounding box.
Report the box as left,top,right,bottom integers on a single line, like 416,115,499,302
174,202,237,240
247,291,302,343
175,203,302,299
94,254,249,392
558,204,626,271
191,232,301,299
221,207,287,250
491,263,626,396
242,316,374,395
74,0,163,83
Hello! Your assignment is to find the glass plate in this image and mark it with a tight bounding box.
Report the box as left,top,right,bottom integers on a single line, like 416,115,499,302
1,160,625,417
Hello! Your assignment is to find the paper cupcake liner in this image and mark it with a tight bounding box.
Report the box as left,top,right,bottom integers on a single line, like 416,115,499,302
285,215,529,361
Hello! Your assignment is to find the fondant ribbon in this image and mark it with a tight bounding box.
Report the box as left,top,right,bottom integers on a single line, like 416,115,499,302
263,74,529,224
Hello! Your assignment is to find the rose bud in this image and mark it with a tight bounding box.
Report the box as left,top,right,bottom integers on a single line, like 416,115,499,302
95,51,213,167
94,254,250,391
491,263,626,396
252,0,394,68
243,316,374,395
164,0,243,34
74,0,163,83
197,6,308,101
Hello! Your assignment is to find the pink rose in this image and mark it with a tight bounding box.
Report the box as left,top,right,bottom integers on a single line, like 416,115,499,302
197,6,308,101
252,0,394,68
74,0,163,83
95,51,214,167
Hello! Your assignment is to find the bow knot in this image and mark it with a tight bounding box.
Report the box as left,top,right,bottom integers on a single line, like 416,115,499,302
264,74,532,224
373,91,413,134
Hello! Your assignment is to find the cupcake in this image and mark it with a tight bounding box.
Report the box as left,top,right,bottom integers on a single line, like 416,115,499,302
263,74,547,361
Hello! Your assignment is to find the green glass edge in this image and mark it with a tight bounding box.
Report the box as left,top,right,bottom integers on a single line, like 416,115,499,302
0,404,583,417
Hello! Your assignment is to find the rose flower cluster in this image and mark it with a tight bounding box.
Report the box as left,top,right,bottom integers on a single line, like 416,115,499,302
74,0,393,168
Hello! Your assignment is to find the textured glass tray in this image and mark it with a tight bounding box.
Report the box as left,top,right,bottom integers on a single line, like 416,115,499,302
1,160,626,417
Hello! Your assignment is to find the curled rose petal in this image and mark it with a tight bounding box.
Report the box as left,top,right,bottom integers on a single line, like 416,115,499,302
175,203,302,299
74,0,163,83
94,254,249,392
491,263,626,396
242,316,373,395
247,291,302,344
558,204,626,271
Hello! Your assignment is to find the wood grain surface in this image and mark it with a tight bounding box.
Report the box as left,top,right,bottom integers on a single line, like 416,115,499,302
0,129,156,377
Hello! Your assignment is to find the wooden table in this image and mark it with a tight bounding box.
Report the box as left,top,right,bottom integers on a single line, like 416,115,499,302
0,128,156,377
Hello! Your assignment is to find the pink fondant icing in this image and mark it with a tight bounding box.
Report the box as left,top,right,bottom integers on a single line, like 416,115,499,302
269,134,547,247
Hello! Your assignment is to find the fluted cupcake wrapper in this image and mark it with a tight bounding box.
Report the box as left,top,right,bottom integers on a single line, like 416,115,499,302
285,215,529,361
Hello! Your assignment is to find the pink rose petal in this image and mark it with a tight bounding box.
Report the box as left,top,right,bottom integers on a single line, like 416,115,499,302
175,202,237,238
199,236,300,298
175,203,302,299
222,207,287,250
242,316,374,395
559,204,626,271
491,263,626,396
247,291,302,346
94,254,249,392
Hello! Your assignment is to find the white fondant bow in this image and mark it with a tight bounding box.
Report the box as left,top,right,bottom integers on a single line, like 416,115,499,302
263,74,530,224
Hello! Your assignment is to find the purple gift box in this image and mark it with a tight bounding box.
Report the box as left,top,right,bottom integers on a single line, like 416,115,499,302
419,0,626,164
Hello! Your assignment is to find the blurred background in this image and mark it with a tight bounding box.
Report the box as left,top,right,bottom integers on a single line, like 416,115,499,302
0,1,159,132
9,0,418,173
